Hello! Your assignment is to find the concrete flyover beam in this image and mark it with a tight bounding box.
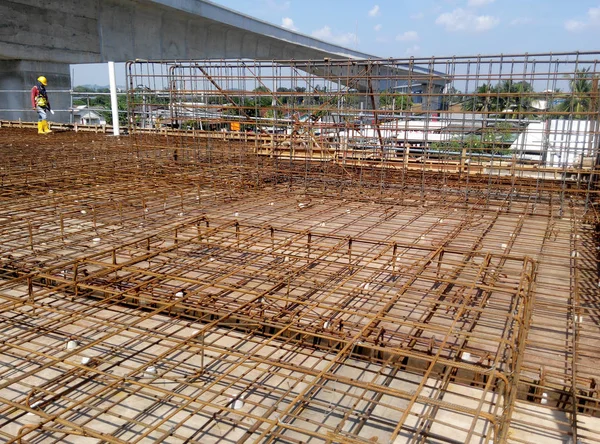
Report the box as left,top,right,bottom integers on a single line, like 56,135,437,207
0,0,372,64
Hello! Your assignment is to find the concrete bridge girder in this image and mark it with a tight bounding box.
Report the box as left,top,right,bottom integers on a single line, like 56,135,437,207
1,0,371,65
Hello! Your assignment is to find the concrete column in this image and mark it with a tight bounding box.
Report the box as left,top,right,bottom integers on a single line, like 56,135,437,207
0,60,71,123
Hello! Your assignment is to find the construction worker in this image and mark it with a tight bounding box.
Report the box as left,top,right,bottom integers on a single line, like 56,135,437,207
31,76,53,134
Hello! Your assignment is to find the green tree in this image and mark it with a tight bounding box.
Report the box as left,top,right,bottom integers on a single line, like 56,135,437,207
73,86,95,93
276,87,292,104
554,68,595,119
253,86,273,108
294,86,306,105
430,133,511,155
482,121,517,148
342,92,361,108
99,95,128,126
462,84,494,112
379,91,413,110
462,81,534,117
265,109,282,119
497,80,534,117
441,86,463,109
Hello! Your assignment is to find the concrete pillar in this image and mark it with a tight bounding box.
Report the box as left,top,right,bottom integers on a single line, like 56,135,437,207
0,60,71,123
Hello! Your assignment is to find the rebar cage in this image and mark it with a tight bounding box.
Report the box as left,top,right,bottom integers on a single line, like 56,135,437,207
0,53,598,444
126,53,600,212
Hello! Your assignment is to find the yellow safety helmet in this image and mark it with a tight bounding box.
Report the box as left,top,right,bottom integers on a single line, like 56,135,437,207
37,76,47,86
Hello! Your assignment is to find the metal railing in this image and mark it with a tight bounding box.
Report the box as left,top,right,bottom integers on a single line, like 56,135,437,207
0,89,128,124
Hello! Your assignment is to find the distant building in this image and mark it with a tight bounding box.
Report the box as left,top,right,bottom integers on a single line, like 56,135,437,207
72,105,107,125
510,119,596,166
392,83,446,111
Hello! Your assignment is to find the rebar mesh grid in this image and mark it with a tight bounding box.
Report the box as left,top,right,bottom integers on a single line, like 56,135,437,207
126,53,600,213
0,213,536,443
0,52,599,444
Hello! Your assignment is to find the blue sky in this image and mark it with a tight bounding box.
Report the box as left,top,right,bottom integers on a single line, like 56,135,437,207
73,0,600,86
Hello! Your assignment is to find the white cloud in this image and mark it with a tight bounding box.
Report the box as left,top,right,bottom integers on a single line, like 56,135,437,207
281,17,297,31
474,15,499,31
510,17,532,26
368,5,380,17
468,0,495,6
374,24,382,32
396,31,419,41
436,10,466,31
588,6,600,21
564,6,600,32
436,8,499,32
311,26,358,46
405,45,421,56
410,12,425,20
565,19,586,32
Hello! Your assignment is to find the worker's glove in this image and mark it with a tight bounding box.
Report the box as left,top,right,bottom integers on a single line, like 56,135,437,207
50,110,55,115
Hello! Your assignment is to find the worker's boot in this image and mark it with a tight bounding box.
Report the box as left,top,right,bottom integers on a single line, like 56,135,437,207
37,121,45,134
42,120,53,134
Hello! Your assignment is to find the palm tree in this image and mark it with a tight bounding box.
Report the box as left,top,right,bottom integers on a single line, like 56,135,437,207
495,80,534,117
555,68,594,119
462,81,534,118
461,84,494,112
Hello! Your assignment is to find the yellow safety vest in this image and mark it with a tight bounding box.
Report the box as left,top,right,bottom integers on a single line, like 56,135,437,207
36,94,48,107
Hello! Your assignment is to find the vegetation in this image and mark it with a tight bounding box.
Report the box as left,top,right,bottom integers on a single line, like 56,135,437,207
74,67,598,129
441,86,463,109
72,85,156,126
553,68,596,119
224,86,293,118
275,86,305,105
379,91,413,110
461,80,534,118
341,92,361,108
430,122,515,155
264,109,283,119
72,85,113,109
430,136,511,156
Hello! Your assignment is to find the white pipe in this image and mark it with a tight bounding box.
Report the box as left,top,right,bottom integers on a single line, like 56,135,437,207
108,61,120,136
